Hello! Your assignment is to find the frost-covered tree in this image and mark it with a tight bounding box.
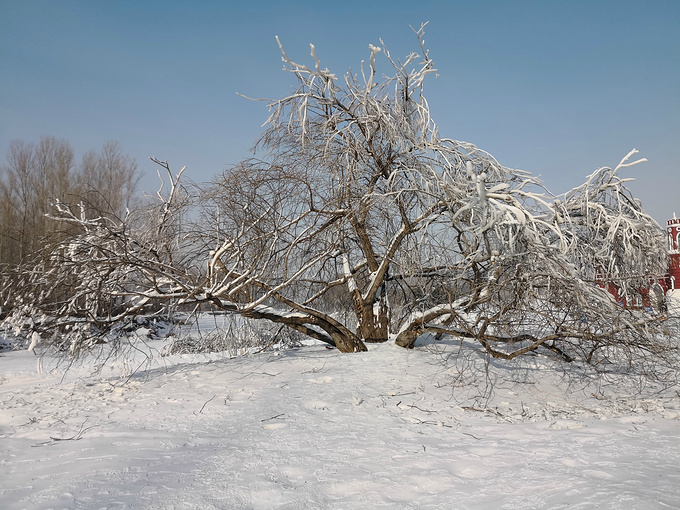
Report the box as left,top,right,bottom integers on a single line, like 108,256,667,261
30,26,673,368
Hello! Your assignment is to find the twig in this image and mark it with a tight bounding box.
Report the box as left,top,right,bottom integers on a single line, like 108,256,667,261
409,404,437,414
410,418,439,426
261,413,285,422
461,432,482,440
196,395,216,415
461,406,503,417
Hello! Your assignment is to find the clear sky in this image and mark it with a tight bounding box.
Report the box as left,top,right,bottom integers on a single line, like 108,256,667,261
1,0,678,225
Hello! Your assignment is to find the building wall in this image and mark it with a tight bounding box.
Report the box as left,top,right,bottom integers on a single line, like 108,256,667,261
667,217,680,292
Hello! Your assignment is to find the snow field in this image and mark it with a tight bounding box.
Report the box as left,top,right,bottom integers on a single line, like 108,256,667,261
1,341,679,509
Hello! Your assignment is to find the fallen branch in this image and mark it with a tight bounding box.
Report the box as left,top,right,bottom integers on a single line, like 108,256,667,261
31,421,96,447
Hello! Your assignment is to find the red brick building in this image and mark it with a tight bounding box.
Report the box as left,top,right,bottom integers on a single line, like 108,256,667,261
665,216,680,291
663,215,680,312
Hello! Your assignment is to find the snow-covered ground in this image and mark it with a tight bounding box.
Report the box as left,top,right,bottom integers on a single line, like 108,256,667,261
1,338,679,509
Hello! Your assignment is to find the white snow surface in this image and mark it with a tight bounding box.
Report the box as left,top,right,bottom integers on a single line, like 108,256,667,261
1,338,679,509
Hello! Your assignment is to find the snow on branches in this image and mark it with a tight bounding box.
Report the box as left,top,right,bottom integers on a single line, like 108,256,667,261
13,26,674,377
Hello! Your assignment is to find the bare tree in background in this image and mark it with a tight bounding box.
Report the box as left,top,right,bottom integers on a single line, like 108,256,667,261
0,137,75,265
0,138,139,329
77,141,138,218
0,138,138,267
23,26,675,374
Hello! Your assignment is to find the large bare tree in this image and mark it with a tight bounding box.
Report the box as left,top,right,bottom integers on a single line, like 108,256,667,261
28,27,673,369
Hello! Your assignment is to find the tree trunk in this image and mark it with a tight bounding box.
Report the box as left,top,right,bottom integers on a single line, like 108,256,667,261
356,296,390,343
394,330,419,349
331,330,368,353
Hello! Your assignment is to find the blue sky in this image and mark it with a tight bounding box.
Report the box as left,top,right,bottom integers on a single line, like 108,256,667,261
1,0,678,224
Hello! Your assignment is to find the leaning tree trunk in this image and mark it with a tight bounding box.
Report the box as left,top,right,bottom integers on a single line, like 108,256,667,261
239,304,368,353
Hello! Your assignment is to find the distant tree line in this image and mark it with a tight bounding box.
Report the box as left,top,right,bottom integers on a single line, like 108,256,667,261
0,136,138,268
0,137,138,319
